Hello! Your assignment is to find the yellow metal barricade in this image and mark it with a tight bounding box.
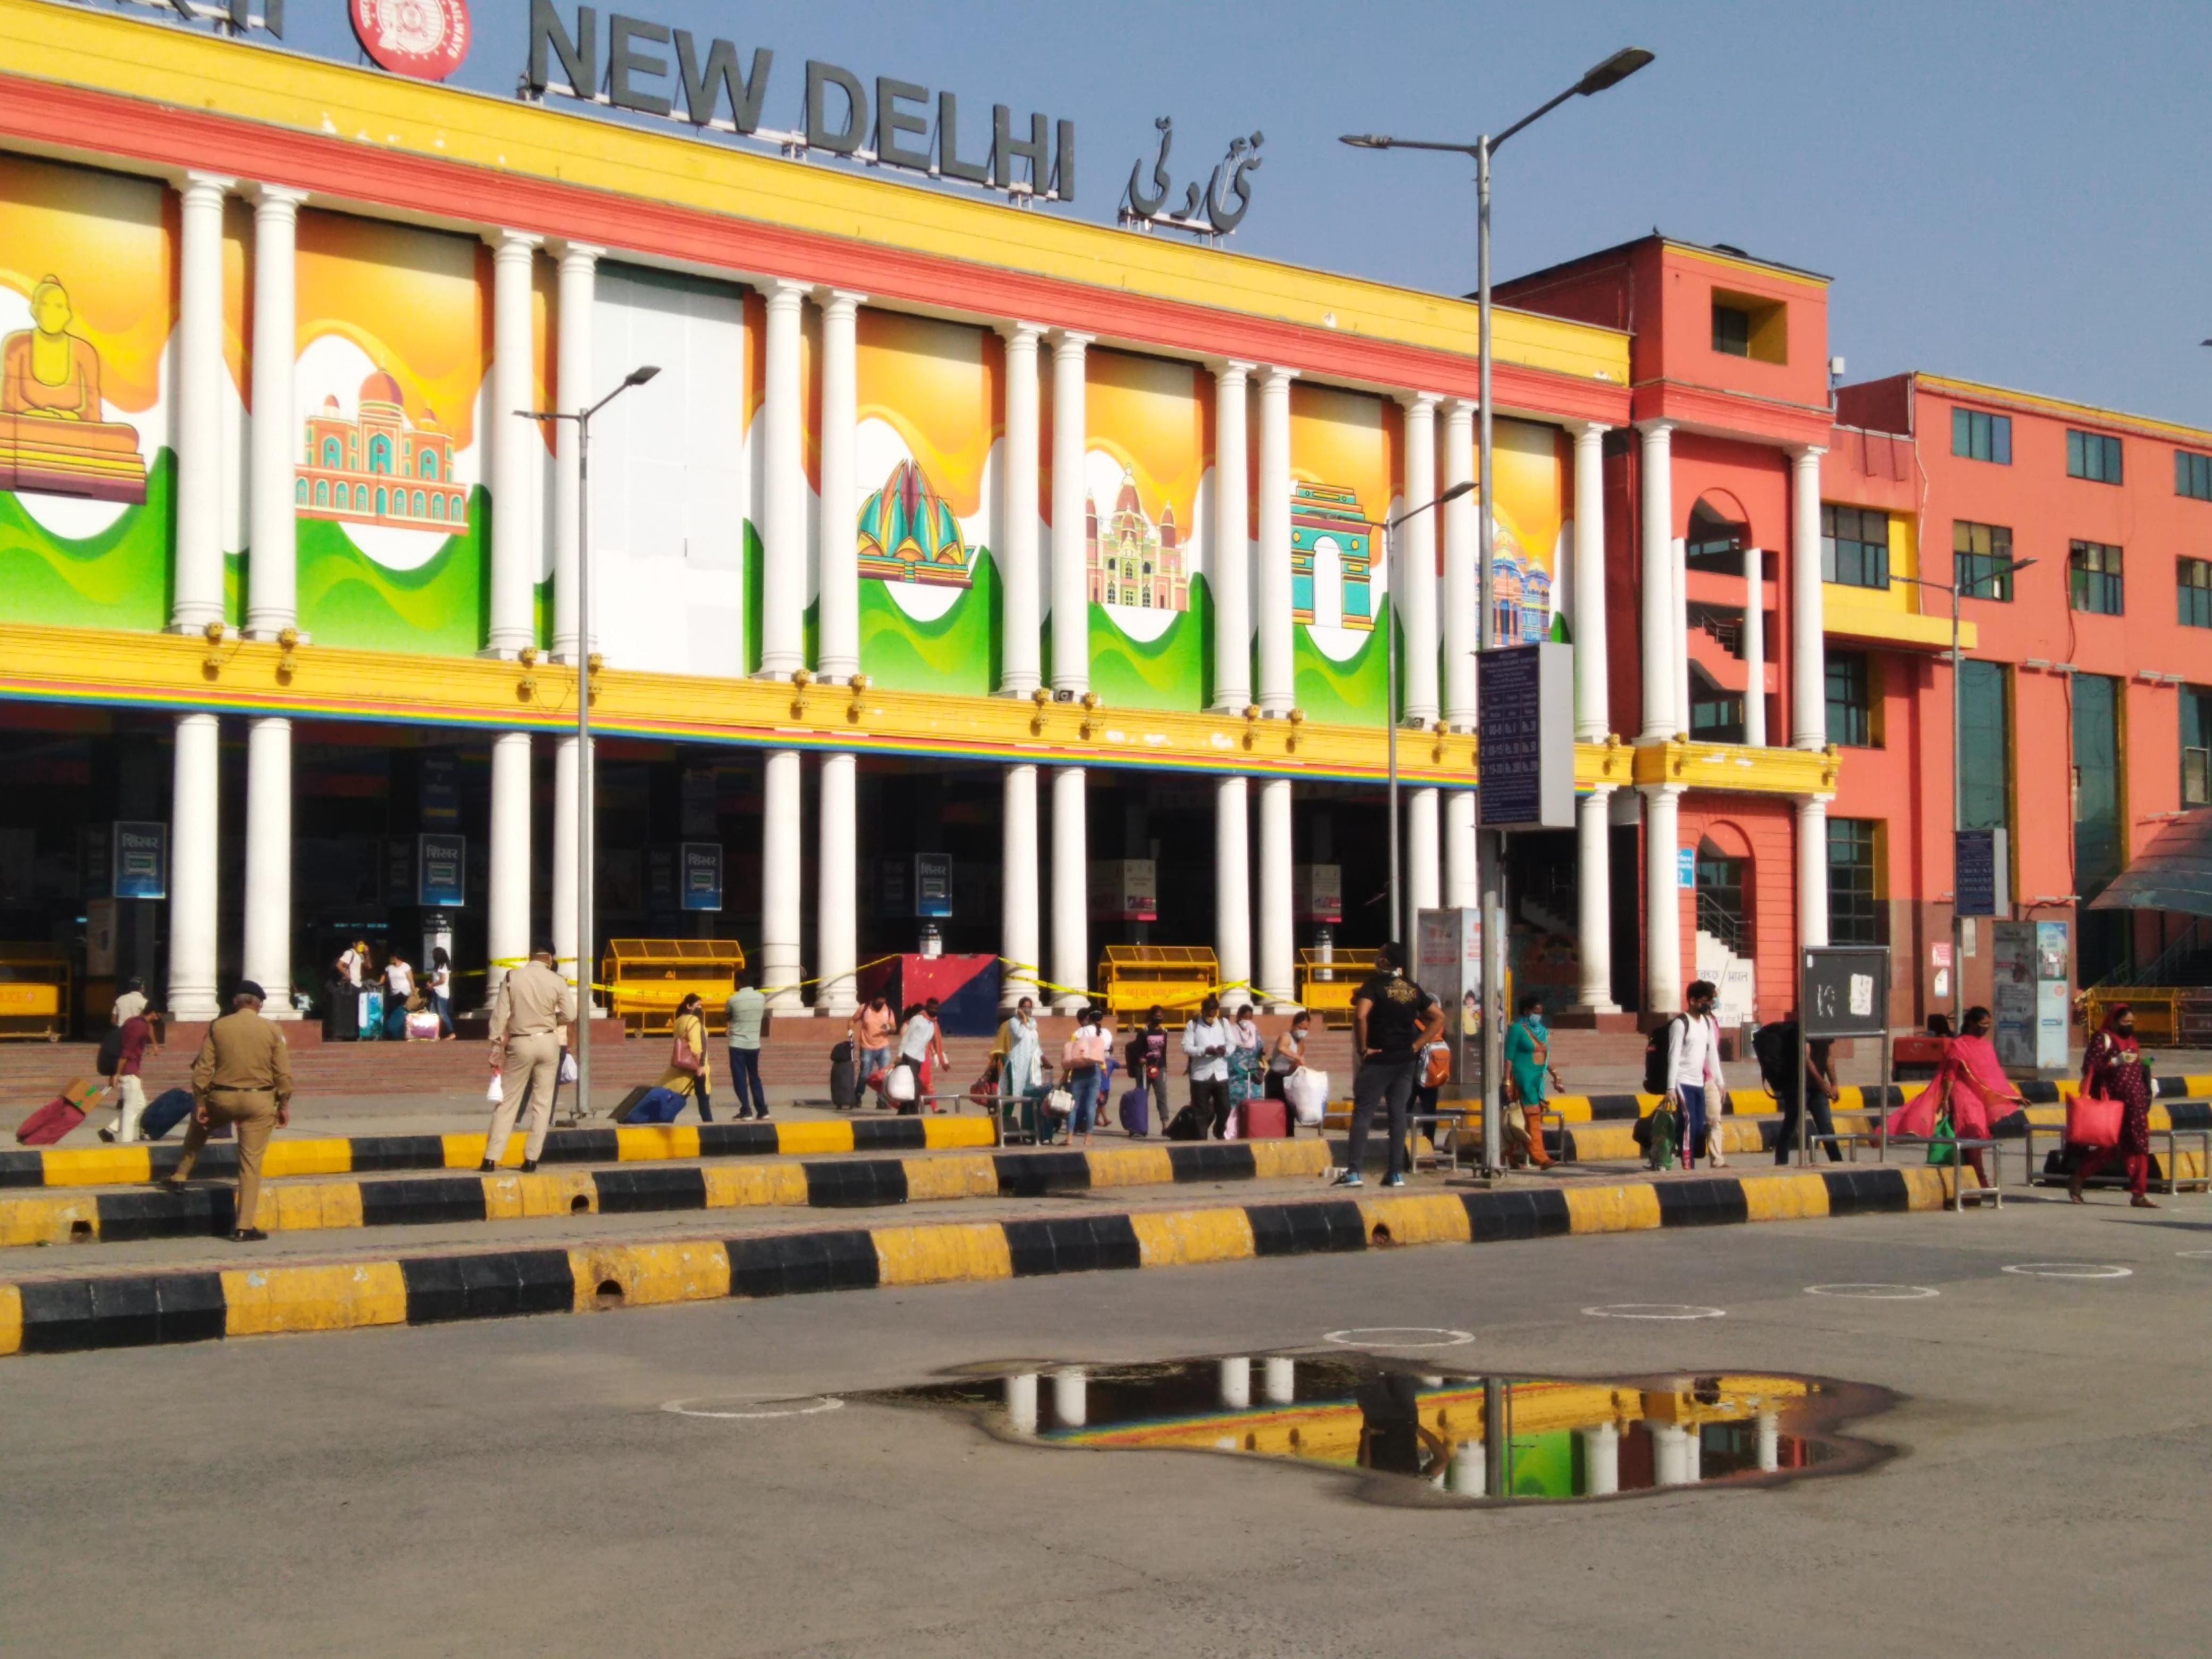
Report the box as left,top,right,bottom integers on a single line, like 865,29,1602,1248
1095,945,1218,1020
2085,987,2179,1047
1297,948,1376,1027
0,944,69,1042
600,939,747,1037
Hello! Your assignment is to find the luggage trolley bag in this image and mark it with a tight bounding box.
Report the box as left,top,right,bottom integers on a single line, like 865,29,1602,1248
15,1078,103,1146
1118,1085,1151,1138
1241,1095,1288,1140
830,1041,860,1110
138,1087,198,1141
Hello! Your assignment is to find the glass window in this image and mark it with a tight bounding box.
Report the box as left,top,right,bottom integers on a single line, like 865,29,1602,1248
1826,819,1883,946
1951,408,2012,464
2182,684,2211,809
1689,669,1745,743
1959,660,2010,833
2067,429,2123,483
1685,499,1748,575
1826,650,1874,748
1712,303,1750,357
2069,540,2124,615
1953,520,2015,600
1821,505,1890,589
2180,557,2212,630
2176,450,2212,502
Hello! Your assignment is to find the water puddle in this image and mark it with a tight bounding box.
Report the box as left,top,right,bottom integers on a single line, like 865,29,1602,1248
856,1356,1894,1506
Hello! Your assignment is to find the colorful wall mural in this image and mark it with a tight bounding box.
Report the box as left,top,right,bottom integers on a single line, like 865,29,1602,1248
1487,415,1571,647
1288,383,1398,724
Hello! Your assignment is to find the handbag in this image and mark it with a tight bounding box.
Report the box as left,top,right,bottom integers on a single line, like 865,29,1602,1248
1925,1108,1957,1166
672,1033,702,1076
2066,1093,2123,1151
1043,1087,1074,1119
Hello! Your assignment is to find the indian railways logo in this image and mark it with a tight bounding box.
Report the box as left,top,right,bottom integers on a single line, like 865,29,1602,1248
350,0,471,82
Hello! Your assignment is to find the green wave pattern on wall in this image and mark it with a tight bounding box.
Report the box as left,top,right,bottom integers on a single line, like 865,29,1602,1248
0,447,174,631
1087,574,1212,712
858,550,1002,694
297,487,489,656
1292,600,1398,726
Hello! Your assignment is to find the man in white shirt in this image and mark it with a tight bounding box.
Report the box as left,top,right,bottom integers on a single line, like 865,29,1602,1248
1663,978,1729,1170
1182,994,1234,1139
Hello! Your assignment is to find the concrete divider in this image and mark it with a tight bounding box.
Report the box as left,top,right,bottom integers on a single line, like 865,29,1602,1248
0,1163,1968,1359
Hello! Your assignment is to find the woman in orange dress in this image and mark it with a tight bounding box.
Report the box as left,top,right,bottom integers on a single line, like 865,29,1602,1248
1887,1005,2021,1188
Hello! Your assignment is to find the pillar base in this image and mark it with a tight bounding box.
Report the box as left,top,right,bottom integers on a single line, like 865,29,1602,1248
1551,1006,1636,1032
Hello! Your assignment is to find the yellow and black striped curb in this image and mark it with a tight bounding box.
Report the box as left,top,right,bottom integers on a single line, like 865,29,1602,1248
0,1164,1970,1359
1326,1077,2212,1127
0,1139,1334,1248
0,1114,1001,1192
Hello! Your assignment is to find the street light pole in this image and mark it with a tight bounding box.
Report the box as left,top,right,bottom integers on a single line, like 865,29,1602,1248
521,363,660,1120
1385,481,1478,945
1345,45,1653,1176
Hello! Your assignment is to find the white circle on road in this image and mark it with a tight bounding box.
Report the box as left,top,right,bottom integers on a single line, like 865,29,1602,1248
1323,1327,1476,1349
2001,1263,2134,1280
1581,1304,1726,1320
1805,1284,1941,1300
661,1395,845,1420
2175,1250,2212,1260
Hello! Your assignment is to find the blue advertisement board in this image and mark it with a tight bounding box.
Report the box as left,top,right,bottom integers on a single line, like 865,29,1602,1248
681,842,724,912
418,834,467,907
112,820,167,900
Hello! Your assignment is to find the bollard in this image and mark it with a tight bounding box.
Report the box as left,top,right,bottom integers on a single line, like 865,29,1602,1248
1756,1411,1780,1473
1218,1356,1252,1410
1052,1366,1088,1430
1262,1356,1296,1405
1581,1421,1620,1495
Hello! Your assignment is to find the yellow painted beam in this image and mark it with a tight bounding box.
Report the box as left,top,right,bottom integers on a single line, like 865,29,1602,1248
1630,738,1844,798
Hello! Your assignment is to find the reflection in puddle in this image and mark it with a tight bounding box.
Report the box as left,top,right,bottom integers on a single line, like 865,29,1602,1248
858,1358,1893,1505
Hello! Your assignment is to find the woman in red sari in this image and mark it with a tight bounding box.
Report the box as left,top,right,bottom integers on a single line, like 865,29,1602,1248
1888,1004,2021,1188
2070,1003,2156,1207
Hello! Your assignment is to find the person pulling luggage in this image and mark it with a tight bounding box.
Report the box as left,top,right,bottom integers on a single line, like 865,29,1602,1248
158,981,293,1242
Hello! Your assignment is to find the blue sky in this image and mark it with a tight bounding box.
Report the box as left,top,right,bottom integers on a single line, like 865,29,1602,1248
222,0,2212,426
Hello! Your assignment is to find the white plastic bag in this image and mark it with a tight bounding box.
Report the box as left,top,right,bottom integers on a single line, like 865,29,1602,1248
1285,1068,1329,1127
1043,1087,1073,1119
886,1065,917,1103
559,1051,579,1085
484,1073,504,1104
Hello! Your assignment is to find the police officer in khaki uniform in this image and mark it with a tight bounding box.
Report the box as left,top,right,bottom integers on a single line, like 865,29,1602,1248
161,980,293,1242
481,947,575,1172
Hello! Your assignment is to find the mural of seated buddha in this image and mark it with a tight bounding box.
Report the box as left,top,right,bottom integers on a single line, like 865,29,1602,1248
0,274,148,503
3,275,105,420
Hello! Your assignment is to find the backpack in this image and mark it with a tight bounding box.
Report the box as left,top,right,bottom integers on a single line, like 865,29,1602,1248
1641,1015,1686,1095
1751,1021,1796,1097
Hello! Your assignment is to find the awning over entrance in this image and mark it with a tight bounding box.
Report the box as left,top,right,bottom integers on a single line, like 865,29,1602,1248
2088,809,2212,917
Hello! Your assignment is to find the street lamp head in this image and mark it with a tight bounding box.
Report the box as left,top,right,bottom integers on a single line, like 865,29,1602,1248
1338,133,1394,149
1437,479,1477,505
624,365,662,388
1576,47,1654,95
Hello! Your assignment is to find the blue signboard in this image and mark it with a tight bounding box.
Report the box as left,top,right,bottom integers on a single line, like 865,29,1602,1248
915,853,954,919
680,842,724,913
1678,847,1696,890
112,820,167,900
417,834,467,908
1477,643,1574,831
1954,827,2008,918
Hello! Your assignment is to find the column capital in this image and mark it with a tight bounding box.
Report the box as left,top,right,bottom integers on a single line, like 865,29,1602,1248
1634,417,1675,439
1397,390,1443,414
1562,417,1611,441
1638,781,1687,802
181,171,236,197
1259,364,1300,387
1789,442,1827,463
1582,781,1619,800
1442,396,1475,423
553,239,604,267
763,276,810,308
1211,357,1256,382
998,320,1048,346
487,227,543,254
251,182,310,211
1794,791,1835,809
815,287,868,315
1052,329,1092,356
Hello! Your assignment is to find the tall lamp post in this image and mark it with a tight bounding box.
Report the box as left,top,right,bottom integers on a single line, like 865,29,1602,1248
521,363,660,1121
1893,556,2034,1027
1386,479,1478,943
1345,44,1653,1176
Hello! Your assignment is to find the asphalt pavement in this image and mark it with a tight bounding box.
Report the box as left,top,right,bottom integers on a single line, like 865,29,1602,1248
3,1191,2206,1657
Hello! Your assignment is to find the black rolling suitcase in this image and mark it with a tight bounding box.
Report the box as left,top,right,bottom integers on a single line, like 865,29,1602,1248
830,1041,859,1109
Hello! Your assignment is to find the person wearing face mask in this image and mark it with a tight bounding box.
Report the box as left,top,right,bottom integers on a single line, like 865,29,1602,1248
2069,1002,2157,1208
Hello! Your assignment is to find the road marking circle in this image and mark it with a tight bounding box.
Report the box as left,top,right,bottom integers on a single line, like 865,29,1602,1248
1322,1327,1476,1349
2175,1250,2212,1260
2001,1263,2134,1280
1581,1303,1727,1320
1805,1284,1941,1300
662,1395,846,1420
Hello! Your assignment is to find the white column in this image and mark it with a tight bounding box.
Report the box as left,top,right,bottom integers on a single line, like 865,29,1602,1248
240,717,294,1018
1216,775,1251,994
998,323,1045,696
1399,393,1442,725
485,229,542,657
167,713,221,1021
485,731,533,1010
758,280,809,678
1004,1372,1039,1436
816,290,866,682
1790,445,1828,750
1052,1367,1088,1429
1212,362,1254,711
761,749,804,1011
244,184,306,640
1441,399,1477,730
1797,793,1831,950
1448,1441,1486,1497
1582,1422,1621,1496
816,752,857,1016
1049,331,1093,697
1742,544,1767,746
1637,421,1677,742
1001,763,1040,1009
1573,785,1618,1014
1255,366,1298,716
1756,1412,1781,1473
1257,777,1294,1006
1406,786,1441,949
1262,1356,1296,1405
1644,784,1684,1015
171,172,233,635
1569,421,1610,740
551,241,600,661
1674,535,1692,745
1444,790,1478,909
1218,1356,1252,1409
552,735,580,998
1049,765,1087,1014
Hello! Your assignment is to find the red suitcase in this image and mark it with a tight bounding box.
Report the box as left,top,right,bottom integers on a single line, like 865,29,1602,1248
15,1078,103,1146
1241,1096,1288,1139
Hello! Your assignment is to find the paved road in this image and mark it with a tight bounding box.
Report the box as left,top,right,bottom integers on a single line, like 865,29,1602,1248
5,1193,2205,1657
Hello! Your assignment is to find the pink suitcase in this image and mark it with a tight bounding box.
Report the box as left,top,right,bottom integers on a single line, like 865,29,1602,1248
1241,1096,1288,1139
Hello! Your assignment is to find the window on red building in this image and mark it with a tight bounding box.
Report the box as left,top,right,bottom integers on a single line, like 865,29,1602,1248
2068,540,2124,615
2183,684,2212,809
2067,430,2123,484
1951,408,2011,465
1826,819,1883,946
1826,650,1876,748
2174,450,2212,502
2179,557,2212,630
1822,505,1889,590
1954,521,2015,600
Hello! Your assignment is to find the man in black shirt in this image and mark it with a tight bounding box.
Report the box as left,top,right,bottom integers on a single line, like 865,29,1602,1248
1339,941,1442,1188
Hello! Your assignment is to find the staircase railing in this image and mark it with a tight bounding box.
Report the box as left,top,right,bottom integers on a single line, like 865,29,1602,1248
1695,890,1748,957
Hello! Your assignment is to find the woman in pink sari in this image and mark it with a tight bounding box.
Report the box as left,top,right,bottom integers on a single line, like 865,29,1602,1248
2070,1003,2156,1207
1887,1006,2021,1187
